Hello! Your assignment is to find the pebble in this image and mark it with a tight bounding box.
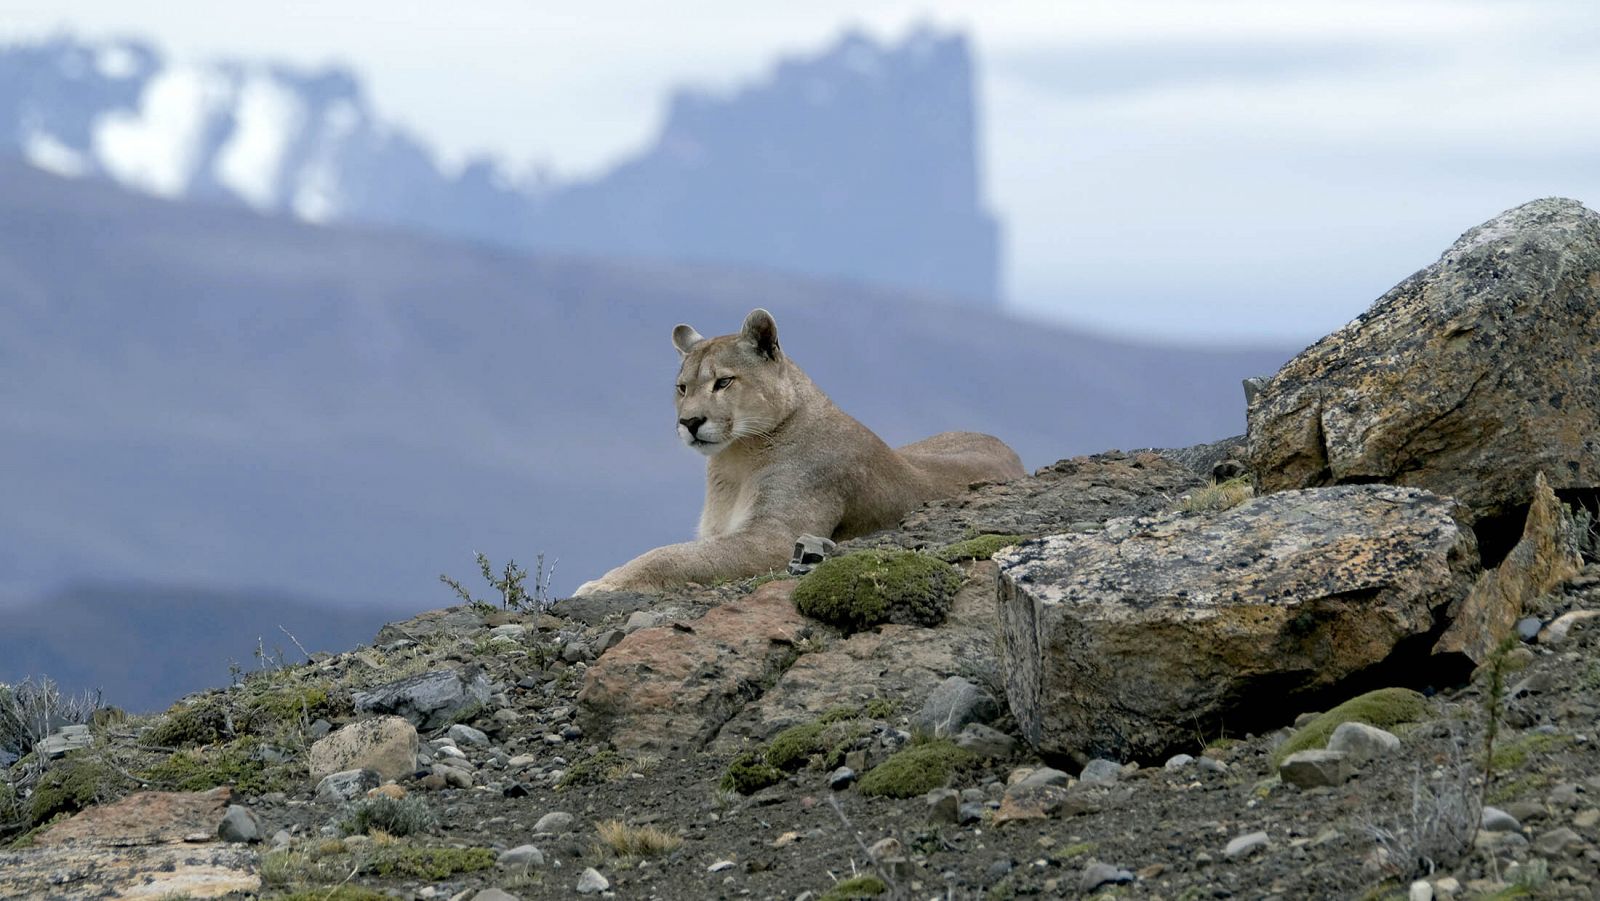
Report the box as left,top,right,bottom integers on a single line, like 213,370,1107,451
1548,783,1583,808
1409,880,1434,901
707,859,736,872
828,767,857,790
1079,758,1122,787
1163,754,1195,770
1225,831,1270,859
1327,722,1401,764
535,811,575,834
472,890,521,901
498,844,545,869
955,723,1018,758
1196,756,1229,775
1481,806,1521,833
1279,749,1352,788
1516,616,1542,641
957,802,986,825
217,805,262,844
1079,862,1134,892
623,611,660,633
1013,767,1071,789
1535,826,1581,856
449,724,490,746
576,867,609,894
926,788,960,824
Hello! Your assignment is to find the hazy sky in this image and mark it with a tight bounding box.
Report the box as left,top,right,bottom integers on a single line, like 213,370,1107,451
3,1,1598,343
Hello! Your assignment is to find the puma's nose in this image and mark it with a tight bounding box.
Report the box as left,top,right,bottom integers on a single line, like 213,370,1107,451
679,416,707,437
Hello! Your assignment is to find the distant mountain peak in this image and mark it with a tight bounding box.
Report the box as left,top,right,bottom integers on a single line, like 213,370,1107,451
0,28,1000,304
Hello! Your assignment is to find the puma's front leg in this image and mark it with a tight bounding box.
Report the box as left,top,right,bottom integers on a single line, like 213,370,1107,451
572,521,802,595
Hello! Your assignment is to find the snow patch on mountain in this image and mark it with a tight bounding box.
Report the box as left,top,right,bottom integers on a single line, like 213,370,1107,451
216,73,303,210
94,64,231,198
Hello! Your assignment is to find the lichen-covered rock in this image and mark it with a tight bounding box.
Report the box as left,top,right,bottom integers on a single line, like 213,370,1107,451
996,485,1477,762
1435,472,1585,663
792,550,960,632
1247,198,1600,522
308,716,418,783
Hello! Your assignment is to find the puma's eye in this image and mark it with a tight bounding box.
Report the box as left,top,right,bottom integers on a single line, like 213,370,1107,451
713,376,734,391
676,384,687,396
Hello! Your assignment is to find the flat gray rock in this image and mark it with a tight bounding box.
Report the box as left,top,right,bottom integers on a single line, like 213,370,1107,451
354,668,491,731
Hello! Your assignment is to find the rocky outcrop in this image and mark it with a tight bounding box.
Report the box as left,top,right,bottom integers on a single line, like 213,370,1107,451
0,787,260,898
308,715,418,783
353,668,491,731
577,581,813,752
1248,198,1600,521
996,485,1478,762
1435,473,1585,663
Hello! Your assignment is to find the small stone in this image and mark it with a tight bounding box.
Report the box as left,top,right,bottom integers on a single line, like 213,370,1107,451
448,724,490,746
315,769,380,804
490,624,527,640
1548,783,1583,808
217,805,262,844
1534,826,1581,856
867,837,903,862
985,858,1013,881
498,844,545,869
270,829,292,849
957,802,985,825
707,859,736,872
561,723,584,741
1409,880,1434,901
534,811,575,834
576,867,609,893
1078,758,1121,786
1196,756,1229,775
622,611,660,634
1279,749,1352,788
1574,808,1599,829
1327,722,1401,765
508,754,537,767
925,788,960,824
1014,767,1071,789
829,767,857,790
913,676,1000,738
593,629,625,653
1481,806,1522,833
955,723,1018,758
473,890,521,901
436,765,473,789
561,640,590,664
1505,799,1547,823
1434,876,1460,897
1225,831,1270,859
33,724,93,759
1163,754,1195,770
1080,862,1134,892
367,783,408,801
503,782,529,798
1516,616,1542,641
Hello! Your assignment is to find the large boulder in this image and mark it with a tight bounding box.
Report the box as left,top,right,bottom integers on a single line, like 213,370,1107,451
353,667,491,731
996,485,1478,762
308,716,418,782
1247,198,1600,522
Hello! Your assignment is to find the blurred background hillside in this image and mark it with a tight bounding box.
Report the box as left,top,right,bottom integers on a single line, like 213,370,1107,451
1,1,1596,710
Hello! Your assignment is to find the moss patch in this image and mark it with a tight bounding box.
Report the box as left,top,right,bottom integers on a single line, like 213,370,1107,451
1490,732,1572,772
271,888,392,901
558,749,630,789
793,550,961,633
934,534,1029,563
145,698,229,748
139,737,296,797
27,755,130,827
1272,688,1427,766
720,749,784,795
764,719,867,772
859,740,974,798
339,795,437,837
362,844,495,879
819,874,889,900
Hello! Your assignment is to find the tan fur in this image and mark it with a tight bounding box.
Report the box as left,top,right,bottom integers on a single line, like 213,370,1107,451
573,309,1025,594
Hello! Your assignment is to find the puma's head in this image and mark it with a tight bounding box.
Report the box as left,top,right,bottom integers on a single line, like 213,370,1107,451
671,309,799,456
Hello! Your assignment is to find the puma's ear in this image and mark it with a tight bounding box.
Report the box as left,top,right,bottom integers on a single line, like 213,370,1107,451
740,308,780,360
672,324,704,356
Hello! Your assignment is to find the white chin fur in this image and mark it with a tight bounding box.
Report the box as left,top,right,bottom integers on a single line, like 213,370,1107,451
679,424,726,456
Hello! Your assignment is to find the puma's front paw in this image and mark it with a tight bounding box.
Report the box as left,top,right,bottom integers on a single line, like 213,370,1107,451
572,578,617,597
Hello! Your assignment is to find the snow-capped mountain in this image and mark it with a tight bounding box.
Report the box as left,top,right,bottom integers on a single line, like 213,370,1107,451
0,29,1000,305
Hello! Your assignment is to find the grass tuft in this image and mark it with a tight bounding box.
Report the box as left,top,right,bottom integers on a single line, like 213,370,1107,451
593,819,684,858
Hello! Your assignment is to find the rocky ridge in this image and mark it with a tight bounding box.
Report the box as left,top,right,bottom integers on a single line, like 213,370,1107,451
3,198,1600,899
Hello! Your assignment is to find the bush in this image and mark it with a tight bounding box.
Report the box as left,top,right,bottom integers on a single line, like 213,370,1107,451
819,874,888,899
1272,687,1428,766
338,795,438,837
720,749,784,795
793,551,961,633
594,819,684,857
557,749,629,789
858,740,973,798
27,755,129,827
139,737,296,797
1,677,104,759
362,844,495,879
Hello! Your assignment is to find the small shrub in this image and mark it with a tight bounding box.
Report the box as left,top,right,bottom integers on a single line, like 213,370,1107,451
594,819,684,858
764,719,866,772
858,740,974,798
819,874,889,900
440,551,557,612
272,889,392,901
933,534,1029,563
139,738,295,796
27,755,129,827
1272,688,1427,766
862,698,897,720
793,550,961,633
339,795,438,837
720,749,784,795
1180,477,1254,513
362,843,495,879
558,749,630,789
144,699,229,748
1,677,105,758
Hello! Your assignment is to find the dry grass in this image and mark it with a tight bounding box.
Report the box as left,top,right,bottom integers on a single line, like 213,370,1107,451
593,819,684,858
1179,477,1254,513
